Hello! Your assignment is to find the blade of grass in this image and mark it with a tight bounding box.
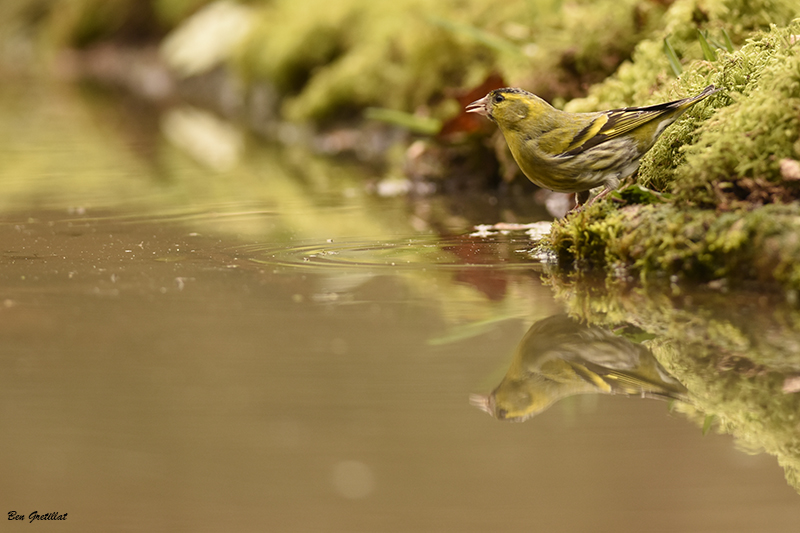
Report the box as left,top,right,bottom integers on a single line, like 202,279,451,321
721,28,734,53
702,414,716,436
697,30,717,61
708,36,725,49
663,37,682,77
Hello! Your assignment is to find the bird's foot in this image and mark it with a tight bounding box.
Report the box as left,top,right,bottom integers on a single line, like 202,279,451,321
568,188,609,213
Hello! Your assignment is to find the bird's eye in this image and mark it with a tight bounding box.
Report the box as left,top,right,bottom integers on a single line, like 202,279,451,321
496,408,508,419
493,94,505,104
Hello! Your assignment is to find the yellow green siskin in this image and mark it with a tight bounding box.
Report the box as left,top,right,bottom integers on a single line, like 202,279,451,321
466,84,720,204
470,315,688,422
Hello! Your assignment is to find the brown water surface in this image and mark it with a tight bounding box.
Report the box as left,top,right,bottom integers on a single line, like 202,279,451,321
2,80,799,532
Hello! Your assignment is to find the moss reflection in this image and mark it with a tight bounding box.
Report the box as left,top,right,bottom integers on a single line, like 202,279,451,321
472,314,687,421
541,275,800,494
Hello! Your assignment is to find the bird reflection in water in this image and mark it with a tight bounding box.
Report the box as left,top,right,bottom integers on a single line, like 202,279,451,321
471,315,687,421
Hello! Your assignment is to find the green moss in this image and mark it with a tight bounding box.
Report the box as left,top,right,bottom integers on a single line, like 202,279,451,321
550,202,800,287
564,0,800,113
231,0,663,123
673,42,800,206
636,25,798,193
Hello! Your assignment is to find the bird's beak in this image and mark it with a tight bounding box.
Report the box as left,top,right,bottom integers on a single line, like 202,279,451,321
465,96,490,116
469,393,494,416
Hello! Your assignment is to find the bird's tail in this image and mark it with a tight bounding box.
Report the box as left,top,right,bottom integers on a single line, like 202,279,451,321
678,84,721,109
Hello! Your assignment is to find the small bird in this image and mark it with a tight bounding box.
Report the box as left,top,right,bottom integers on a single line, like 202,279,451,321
466,84,719,205
470,314,687,422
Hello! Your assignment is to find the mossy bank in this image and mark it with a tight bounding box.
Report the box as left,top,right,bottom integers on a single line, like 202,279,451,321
549,18,800,290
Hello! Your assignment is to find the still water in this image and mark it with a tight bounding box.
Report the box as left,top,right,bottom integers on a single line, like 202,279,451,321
2,81,800,531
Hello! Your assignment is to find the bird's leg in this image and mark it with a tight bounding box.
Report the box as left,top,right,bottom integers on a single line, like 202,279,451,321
569,190,591,212
584,186,612,208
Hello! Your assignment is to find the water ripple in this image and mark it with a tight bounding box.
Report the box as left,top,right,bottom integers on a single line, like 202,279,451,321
239,224,551,271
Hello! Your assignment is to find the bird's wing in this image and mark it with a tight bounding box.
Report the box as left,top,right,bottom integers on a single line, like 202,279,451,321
560,104,674,156
571,359,687,399
560,85,719,157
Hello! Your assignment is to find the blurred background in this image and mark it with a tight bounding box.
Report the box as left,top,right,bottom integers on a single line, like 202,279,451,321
1,0,798,216
1,0,795,220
